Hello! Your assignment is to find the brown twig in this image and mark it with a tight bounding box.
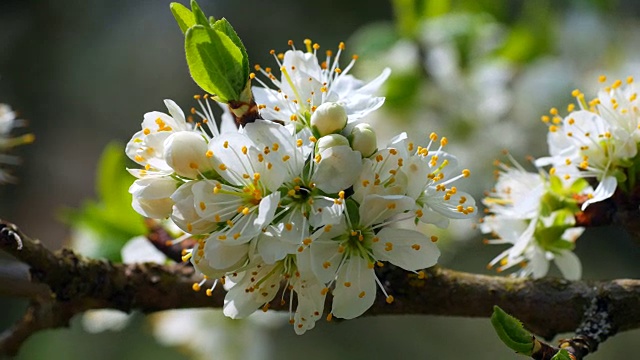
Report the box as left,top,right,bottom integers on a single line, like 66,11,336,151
1,220,639,357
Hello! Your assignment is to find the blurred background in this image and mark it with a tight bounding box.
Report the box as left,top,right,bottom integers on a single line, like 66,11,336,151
1,0,640,358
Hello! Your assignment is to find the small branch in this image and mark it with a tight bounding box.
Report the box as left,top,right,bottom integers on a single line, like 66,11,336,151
1,220,639,356
526,297,614,359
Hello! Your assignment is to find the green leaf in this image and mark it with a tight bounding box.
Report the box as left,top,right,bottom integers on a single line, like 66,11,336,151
170,2,195,33
190,0,210,27
212,18,250,84
550,349,572,360
491,306,535,356
185,25,245,102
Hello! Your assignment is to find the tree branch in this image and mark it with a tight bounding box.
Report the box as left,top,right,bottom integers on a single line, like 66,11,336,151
1,220,639,357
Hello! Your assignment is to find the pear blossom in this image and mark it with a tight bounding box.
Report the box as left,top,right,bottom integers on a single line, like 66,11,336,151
353,132,476,228
481,158,588,280
309,194,440,319
122,32,483,334
482,215,583,280
252,40,391,129
535,76,640,209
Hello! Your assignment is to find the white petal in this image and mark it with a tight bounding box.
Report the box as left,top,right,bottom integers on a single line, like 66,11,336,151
554,250,582,280
163,99,187,128
309,240,342,283
331,257,376,319
313,145,363,193
292,275,326,335
121,236,167,264
171,182,217,234
203,236,249,270
254,192,280,229
581,175,617,210
372,228,440,271
163,131,213,178
129,176,177,219
257,229,297,264
358,194,415,227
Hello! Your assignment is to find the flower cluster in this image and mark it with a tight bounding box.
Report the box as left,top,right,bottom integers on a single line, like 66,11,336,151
0,103,34,183
482,76,640,279
126,41,476,334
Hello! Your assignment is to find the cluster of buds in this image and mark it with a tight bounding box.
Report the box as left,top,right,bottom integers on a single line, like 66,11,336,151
482,76,640,279
126,31,476,332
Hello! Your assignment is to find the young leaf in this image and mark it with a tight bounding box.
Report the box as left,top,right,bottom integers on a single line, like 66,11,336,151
213,18,250,83
185,25,245,102
550,349,572,360
491,306,535,356
170,2,195,33
190,0,210,27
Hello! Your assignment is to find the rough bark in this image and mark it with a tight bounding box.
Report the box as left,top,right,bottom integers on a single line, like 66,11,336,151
1,220,639,357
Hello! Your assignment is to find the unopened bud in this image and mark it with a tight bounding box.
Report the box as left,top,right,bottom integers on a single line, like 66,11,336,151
310,102,347,136
317,134,350,154
349,123,377,157
164,131,214,178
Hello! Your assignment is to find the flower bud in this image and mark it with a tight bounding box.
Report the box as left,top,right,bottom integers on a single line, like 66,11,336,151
164,131,214,179
310,102,347,136
129,176,178,219
316,134,350,154
349,123,377,157
171,181,217,234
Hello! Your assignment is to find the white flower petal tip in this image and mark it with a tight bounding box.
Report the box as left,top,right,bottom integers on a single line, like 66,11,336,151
581,176,617,210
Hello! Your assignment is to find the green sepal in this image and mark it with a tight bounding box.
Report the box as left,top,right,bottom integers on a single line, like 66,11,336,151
550,349,572,360
185,25,245,103
346,198,361,227
190,0,210,27
170,2,195,33
569,178,588,194
490,306,535,356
